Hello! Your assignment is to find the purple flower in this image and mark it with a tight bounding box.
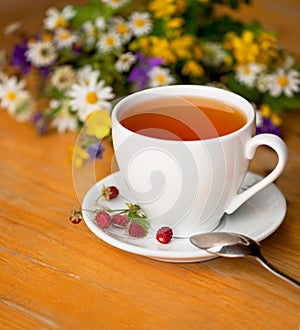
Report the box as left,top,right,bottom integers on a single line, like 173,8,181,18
11,41,31,74
256,118,282,136
129,51,163,90
86,142,105,161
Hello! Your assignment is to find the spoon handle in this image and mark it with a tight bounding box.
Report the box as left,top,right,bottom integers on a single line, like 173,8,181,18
256,253,300,289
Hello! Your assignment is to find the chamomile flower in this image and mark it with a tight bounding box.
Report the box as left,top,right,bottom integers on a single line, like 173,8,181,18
0,75,28,111
110,17,132,43
50,100,78,133
97,32,122,53
44,5,76,31
95,17,106,30
101,0,128,9
54,28,77,49
25,40,57,67
268,68,300,97
11,95,35,122
235,63,263,88
67,76,115,121
256,73,270,93
148,66,175,87
129,12,152,37
115,52,136,72
82,21,98,45
51,65,76,91
77,65,100,85
202,42,226,67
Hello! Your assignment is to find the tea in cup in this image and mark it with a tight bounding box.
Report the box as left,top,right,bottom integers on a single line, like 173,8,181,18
111,85,288,237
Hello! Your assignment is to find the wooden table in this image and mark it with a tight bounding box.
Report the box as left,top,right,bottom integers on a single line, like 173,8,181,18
0,1,299,329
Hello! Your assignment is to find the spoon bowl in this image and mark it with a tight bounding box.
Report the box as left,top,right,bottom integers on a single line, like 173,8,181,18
190,232,300,289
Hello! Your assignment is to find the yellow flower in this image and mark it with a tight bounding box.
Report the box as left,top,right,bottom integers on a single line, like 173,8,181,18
271,114,282,126
85,110,112,139
226,30,259,65
260,104,271,117
182,60,204,77
149,0,177,18
166,17,184,29
149,36,177,63
257,31,278,65
171,35,195,60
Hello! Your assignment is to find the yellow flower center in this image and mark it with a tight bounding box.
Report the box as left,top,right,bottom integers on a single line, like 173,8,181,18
85,92,98,104
277,76,288,87
42,33,53,42
117,24,128,35
243,67,251,75
135,19,145,28
6,91,16,102
156,74,166,84
105,36,115,47
60,31,70,41
55,17,67,28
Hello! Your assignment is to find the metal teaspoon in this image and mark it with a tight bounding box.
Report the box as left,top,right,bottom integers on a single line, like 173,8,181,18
190,232,300,289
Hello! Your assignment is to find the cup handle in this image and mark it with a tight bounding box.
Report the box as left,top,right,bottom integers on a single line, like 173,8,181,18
225,133,288,214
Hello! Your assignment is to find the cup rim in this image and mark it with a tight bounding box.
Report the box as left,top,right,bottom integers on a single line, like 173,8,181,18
112,85,255,143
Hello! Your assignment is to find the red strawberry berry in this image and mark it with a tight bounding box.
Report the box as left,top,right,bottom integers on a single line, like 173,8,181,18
128,222,146,238
111,214,128,228
96,211,111,228
101,185,119,200
156,227,173,244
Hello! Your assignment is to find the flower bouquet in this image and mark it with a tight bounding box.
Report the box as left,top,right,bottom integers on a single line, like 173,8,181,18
1,0,300,163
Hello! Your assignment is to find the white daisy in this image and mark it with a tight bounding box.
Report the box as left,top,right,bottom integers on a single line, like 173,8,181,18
25,40,57,67
49,100,78,133
54,28,77,49
129,12,152,37
235,63,263,88
256,73,270,93
0,75,28,112
268,68,300,97
97,32,122,53
44,5,76,31
101,0,128,9
148,67,175,87
110,17,132,43
67,76,115,121
82,21,97,45
202,42,226,67
115,52,136,72
51,65,76,91
95,17,106,30
76,65,100,86
11,95,35,122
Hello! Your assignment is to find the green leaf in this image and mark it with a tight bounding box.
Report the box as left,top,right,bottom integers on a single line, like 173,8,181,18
262,93,300,111
48,105,62,119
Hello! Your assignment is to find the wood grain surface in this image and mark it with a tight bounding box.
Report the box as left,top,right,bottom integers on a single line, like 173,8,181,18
0,1,299,329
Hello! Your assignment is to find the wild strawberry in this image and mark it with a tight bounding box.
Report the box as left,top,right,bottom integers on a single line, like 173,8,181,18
128,222,146,238
69,206,83,224
156,227,173,244
101,185,119,200
96,211,111,228
111,214,128,228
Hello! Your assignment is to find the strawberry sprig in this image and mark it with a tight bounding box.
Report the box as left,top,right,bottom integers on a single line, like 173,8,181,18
70,203,150,238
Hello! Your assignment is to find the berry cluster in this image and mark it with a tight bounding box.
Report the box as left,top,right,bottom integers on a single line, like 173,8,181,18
69,184,174,244
96,208,148,238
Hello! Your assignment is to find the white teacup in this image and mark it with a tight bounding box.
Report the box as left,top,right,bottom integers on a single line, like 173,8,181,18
111,85,288,237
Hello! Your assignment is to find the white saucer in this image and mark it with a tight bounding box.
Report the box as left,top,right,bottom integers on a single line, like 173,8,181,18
82,171,286,263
